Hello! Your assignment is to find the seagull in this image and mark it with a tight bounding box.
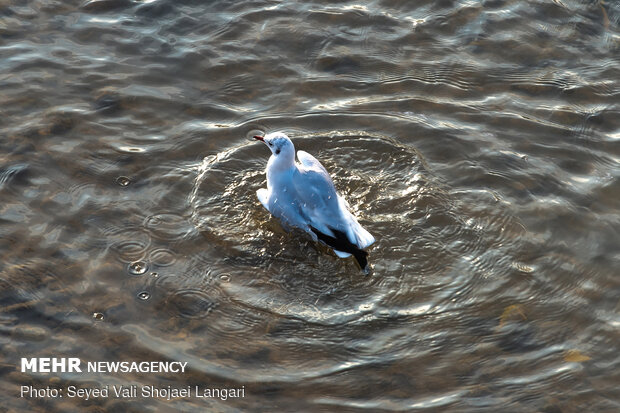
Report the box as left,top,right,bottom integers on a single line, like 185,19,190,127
254,132,375,270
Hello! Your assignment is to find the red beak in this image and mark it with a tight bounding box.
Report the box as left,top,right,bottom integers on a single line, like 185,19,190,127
253,135,264,141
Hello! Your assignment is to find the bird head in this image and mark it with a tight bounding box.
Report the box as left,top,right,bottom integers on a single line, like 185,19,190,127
254,132,295,160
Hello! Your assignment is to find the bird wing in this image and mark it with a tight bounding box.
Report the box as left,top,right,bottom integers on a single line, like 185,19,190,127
293,151,375,250
256,188,269,211
297,150,330,176
293,152,340,235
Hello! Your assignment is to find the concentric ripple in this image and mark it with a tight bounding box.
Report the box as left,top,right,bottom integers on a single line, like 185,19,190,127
108,227,151,263
163,289,218,319
145,212,197,241
148,248,177,267
186,131,525,333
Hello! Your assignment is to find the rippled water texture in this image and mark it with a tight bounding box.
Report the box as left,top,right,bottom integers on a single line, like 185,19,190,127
2,0,619,411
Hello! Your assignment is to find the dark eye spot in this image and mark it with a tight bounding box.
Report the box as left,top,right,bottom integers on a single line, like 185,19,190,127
268,142,273,146
275,149,280,155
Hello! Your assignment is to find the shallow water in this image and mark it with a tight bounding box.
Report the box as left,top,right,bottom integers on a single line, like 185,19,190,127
2,0,619,411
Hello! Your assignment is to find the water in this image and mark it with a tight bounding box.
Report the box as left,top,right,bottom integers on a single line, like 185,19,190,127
2,0,619,411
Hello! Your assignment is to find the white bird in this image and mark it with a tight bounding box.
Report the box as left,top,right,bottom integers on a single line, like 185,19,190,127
254,132,375,270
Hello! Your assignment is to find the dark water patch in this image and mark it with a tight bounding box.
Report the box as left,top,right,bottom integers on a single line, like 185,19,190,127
0,163,29,189
93,89,123,113
316,55,361,75
163,289,218,319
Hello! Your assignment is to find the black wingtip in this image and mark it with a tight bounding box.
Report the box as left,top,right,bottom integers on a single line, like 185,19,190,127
309,225,370,271
352,249,368,270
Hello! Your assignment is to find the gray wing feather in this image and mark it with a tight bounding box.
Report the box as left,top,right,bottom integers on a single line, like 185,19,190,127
293,151,342,235
297,150,329,175
295,151,375,249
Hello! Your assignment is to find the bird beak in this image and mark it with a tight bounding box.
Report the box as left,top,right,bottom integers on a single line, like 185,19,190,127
253,135,264,141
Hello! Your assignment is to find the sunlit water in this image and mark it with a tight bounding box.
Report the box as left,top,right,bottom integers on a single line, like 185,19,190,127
2,0,619,411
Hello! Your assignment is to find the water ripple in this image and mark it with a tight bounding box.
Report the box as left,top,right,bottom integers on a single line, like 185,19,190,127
3,0,619,410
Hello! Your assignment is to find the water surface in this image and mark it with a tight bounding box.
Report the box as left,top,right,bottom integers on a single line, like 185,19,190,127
2,0,619,411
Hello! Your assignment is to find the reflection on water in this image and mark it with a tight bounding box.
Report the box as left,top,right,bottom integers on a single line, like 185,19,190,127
2,0,619,411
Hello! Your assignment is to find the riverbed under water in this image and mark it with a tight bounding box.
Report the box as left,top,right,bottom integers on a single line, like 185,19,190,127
1,0,619,411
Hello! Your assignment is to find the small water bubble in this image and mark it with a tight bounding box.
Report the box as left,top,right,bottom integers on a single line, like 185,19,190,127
150,272,159,278
128,260,148,275
137,291,150,300
93,312,104,321
116,176,131,187
219,274,231,282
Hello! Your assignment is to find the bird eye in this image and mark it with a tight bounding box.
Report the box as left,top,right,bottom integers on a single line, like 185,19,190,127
275,149,281,155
